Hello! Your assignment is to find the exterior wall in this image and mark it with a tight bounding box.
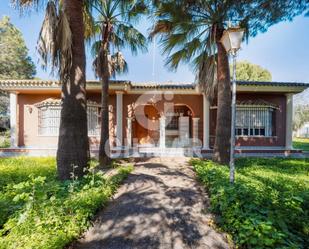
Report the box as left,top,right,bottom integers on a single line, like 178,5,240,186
17,93,116,148
209,93,286,147
122,93,203,145
19,94,60,147
16,91,287,149
86,93,116,147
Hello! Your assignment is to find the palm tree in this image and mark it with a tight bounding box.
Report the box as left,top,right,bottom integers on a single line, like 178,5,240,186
151,0,309,164
89,0,147,167
12,0,90,180
151,1,237,164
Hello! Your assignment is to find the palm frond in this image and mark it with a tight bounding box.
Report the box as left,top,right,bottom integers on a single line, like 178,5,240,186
90,40,101,57
90,0,147,80
110,51,128,77
93,50,127,79
149,19,174,39
195,52,217,99
120,0,148,22
83,5,98,44
56,10,72,81
36,1,72,82
165,48,190,70
114,23,147,54
10,0,58,12
151,1,222,97
37,1,58,71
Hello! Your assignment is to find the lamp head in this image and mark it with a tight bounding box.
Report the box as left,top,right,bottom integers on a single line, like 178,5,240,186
220,26,245,54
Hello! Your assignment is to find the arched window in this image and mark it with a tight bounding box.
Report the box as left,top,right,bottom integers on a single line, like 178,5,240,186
36,99,61,136
36,99,100,136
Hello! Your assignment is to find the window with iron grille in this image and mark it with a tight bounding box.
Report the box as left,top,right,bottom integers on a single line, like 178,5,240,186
38,102,100,136
87,104,101,136
38,105,61,136
236,106,275,137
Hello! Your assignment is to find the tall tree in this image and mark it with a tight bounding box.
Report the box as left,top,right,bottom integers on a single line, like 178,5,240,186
293,104,309,134
151,0,309,164
89,0,147,167
12,0,90,180
0,16,36,80
0,16,36,115
232,61,272,82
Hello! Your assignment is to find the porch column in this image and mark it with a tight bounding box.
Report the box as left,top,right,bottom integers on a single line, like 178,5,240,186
116,91,123,147
160,115,166,148
10,93,18,147
192,117,200,147
126,117,132,148
203,93,210,149
179,116,190,145
285,93,293,150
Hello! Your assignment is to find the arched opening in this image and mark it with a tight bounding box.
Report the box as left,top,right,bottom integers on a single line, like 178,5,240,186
133,105,160,146
131,103,197,148
165,105,193,147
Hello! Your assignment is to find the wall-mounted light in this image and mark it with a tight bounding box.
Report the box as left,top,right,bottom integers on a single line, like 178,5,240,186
27,106,33,114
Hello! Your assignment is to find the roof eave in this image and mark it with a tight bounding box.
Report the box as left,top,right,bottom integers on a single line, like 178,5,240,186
237,85,308,94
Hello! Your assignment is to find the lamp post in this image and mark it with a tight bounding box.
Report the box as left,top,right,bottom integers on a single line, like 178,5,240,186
220,26,244,183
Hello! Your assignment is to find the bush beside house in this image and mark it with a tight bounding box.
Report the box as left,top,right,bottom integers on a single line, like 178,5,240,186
192,158,309,248
0,157,132,249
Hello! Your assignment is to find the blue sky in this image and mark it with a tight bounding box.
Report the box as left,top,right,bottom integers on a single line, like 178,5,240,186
1,2,309,83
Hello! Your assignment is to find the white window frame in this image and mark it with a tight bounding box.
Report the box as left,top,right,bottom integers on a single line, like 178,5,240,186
87,101,101,137
38,104,61,136
236,105,275,138
37,100,101,137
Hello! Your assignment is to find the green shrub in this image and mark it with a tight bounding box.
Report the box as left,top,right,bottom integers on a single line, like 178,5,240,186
0,157,133,249
192,158,309,249
0,131,10,148
0,157,56,190
0,157,56,227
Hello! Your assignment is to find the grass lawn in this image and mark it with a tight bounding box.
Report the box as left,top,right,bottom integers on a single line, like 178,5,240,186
192,158,309,249
0,157,132,249
293,138,309,152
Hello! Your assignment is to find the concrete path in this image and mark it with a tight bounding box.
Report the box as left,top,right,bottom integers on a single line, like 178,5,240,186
71,158,230,249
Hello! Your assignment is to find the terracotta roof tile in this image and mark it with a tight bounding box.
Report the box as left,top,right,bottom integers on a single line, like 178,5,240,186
0,79,308,90
237,80,309,87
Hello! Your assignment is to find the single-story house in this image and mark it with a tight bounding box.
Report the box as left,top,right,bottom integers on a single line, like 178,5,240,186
0,79,308,157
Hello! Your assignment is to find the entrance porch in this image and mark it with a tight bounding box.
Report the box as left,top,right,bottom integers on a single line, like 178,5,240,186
115,91,210,151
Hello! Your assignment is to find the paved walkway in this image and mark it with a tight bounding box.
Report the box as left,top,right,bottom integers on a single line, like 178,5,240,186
71,158,230,249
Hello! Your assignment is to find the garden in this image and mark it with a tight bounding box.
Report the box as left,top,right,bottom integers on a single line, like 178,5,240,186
192,158,309,249
0,157,132,249
293,138,309,152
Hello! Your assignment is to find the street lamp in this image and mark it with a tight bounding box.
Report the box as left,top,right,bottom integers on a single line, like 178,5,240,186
220,26,244,183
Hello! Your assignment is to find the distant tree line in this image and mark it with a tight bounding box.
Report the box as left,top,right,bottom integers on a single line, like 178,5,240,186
232,61,272,82
0,16,36,116
293,104,309,133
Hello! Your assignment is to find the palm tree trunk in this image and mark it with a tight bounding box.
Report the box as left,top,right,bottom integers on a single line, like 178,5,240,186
57,0,89,180
213,28,231,164
99,23,112,167
99,50,111,167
